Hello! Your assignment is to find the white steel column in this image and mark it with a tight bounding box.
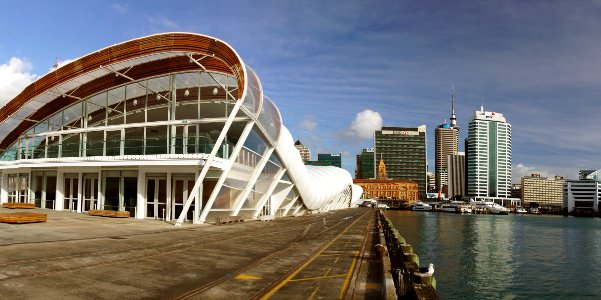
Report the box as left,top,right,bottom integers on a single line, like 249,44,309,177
96,170,102,210
269,184,294,214
197,121,255,223
176,100,243,226
283,196,299,216
166,172,172,221
252,169,286,218
193,168,200,223
0,173,7,204
136,169,145,219
76,172,83,212
55,171,64,211
292,204,303,215
231,147,274,216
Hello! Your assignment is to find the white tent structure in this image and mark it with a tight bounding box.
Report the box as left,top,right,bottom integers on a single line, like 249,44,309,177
0,33,362,224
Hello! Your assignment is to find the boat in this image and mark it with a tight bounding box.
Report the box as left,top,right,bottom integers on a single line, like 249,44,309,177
411,201,432,211
471,200,510,215
440,203,459,213
515,206,527,213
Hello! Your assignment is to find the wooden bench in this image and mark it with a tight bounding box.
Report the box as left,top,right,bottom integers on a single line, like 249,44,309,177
88,210,130,218
0,212,47,224
2,203,36,209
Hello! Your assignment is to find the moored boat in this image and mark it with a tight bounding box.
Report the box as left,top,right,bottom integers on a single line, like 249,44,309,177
411,201,433,211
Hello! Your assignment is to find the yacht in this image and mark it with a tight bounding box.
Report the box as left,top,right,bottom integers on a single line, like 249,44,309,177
440,201,473,214
471,200,510,215
411,202,433,211
515,206,528,214
440,203,459,213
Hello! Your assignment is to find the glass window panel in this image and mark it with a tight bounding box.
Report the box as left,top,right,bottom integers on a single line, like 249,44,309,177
242,66,262,115
147,75,171,122
47,136,60,158
199,102,228,118
63,103,83,130
105,130,121,156
126,83,146,124
86,131,104,157
145,126,168,155
34,120,49,134
104,176,120,211
48,112,62,132
242,127,267,155
124,127,144,155
107,86,125,126
87,92,107,127
257,96,281,143
62,133,81,157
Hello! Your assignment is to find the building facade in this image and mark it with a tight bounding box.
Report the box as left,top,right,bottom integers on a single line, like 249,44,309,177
447,152,465,199
466,108,512,198
353,179,418,202
375,126,427,199
564,170,601,213
294,140,311,162
0,33,362,225
521,174,564,208
357,148,375,179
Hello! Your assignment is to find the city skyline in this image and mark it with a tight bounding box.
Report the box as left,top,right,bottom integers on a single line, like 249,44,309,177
1,1,600,181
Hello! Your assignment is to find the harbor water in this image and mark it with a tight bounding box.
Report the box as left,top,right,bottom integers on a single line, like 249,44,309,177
386,210,601,299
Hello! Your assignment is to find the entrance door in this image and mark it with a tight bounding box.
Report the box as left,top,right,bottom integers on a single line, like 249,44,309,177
82,176,98,212
146,178,167,220
171,177,196,222
64,175,79,211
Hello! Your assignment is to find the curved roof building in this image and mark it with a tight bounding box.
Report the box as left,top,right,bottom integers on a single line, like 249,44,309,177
0,33,362,224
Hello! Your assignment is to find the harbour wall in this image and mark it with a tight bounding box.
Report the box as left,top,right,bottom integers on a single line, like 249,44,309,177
378,210,439,299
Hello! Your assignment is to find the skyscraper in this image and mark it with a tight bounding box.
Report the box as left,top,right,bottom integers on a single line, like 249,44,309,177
448,152,465,199
375,126,427,199
466,107,512,198
294,139,311,162
359,148,375,179
435,88,459,194
317,153,342,168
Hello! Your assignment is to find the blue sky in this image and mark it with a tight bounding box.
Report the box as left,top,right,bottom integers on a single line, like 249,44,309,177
1,0,600,181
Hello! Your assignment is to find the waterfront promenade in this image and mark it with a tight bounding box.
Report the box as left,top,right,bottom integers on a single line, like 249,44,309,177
0,207,387,299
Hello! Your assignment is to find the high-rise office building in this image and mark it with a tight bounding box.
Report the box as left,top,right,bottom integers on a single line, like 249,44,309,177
317,153,342,168
357,148,375,179
563,170,600,213
448,152,465,199
435,89,459,194
466,107,512,197
375,126,427,199
294,139,311,162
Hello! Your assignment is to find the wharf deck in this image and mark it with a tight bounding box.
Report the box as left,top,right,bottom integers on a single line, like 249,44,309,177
0,208,389,299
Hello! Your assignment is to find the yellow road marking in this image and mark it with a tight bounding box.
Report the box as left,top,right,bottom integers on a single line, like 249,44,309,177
339,215,372,299
323,268,331,276
288,273,348,282
235,274,262,280
258,214,366,300
308,287,319,300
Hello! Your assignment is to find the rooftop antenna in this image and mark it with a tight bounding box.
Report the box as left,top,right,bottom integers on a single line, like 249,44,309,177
450,83,458,128
480,97,484,113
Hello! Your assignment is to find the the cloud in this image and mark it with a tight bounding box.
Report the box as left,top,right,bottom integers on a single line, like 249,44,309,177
147,16,179,30
0,57,36,106
298,115,317,131
347,109,383,139
111,3,128,14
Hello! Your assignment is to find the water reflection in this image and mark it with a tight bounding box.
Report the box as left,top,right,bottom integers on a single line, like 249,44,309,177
386,211,601,299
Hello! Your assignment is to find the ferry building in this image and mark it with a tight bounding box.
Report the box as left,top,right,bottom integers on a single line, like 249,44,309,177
0,33,362,225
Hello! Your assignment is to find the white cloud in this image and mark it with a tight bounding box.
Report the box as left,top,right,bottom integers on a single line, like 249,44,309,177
348,109,383,139
111,3,128,14
0,57,36,106
298,115,317,131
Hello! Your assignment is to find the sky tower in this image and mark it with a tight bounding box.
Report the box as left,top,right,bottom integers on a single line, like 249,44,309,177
434,85,460,195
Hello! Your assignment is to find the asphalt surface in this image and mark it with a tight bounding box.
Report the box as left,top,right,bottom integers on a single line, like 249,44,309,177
0,207,384,299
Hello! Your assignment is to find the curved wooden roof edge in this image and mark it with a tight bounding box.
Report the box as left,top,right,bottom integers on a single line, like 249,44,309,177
0,32,249,150
0,32,248,128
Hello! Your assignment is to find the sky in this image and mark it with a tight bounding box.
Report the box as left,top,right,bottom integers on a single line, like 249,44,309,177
1,0,600,181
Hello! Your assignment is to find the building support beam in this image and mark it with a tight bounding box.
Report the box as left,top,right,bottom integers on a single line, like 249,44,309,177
230,147,275,217
197,120,255,223
283,196,299,216
175,100,243,226
253,169,286,218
